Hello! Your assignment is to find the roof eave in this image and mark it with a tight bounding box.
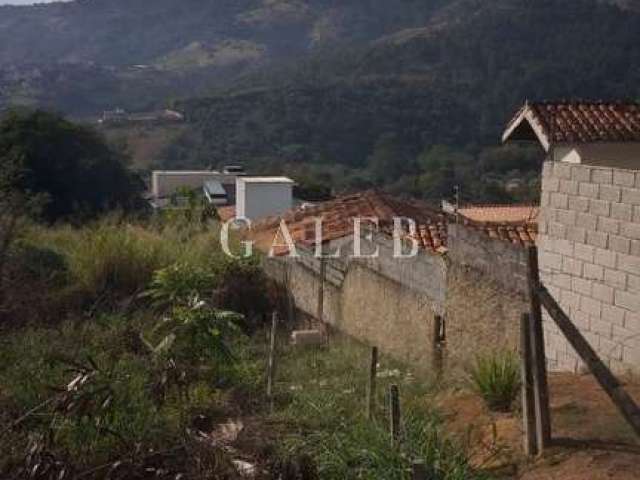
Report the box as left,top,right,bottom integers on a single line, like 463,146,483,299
502,106,551,152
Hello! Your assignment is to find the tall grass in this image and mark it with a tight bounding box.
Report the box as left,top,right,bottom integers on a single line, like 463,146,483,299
24,219,232,300
273,336,483,480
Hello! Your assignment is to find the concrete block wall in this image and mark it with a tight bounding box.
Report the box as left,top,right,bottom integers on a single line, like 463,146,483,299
445,223,529,369
538,161,640,372
448,223,529,296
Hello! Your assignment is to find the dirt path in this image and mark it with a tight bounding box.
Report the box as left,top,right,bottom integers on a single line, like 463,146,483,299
436,372,640,479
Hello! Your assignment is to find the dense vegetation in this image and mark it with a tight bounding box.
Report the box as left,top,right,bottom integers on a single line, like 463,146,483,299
0,110,144,222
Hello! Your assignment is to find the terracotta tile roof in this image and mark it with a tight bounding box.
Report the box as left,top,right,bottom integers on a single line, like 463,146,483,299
503,101,640,149
458,204,539,224
463,220,537,247
226,190,538,255
248,190,449,255
457,204,538,247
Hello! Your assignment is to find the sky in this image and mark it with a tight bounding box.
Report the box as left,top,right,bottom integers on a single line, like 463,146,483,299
0,0,72,4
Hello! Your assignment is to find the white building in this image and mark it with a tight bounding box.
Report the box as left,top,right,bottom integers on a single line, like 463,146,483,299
236,177,295,221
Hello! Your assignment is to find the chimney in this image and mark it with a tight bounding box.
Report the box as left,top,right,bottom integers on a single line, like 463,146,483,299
236,177,295,220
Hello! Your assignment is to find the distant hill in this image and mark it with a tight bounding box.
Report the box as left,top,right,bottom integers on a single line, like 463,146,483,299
0,0,448,114
0,0,447,66
167,0,640,166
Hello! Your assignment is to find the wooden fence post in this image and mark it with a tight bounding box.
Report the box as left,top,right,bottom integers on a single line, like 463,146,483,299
538,285,640,438
366,346,378,420
526,246,552,452
389,384,400,446
520,313,538,457
432,315,444,376
267,311,278,411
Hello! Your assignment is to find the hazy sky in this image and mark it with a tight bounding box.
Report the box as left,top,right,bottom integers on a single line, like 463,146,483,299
0,0,72,4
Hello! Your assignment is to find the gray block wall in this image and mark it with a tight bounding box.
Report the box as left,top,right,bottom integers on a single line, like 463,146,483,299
448,223,529,296
538,161,640,372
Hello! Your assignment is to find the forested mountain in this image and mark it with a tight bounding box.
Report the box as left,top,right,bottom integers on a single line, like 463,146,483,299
1,0,640,202
162,0,640,201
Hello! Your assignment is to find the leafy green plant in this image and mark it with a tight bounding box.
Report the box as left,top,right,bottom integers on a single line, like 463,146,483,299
142,298,244,365
142,262,215,308
469,350,521,413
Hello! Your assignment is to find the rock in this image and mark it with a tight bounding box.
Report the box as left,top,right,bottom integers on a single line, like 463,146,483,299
290,330,325,346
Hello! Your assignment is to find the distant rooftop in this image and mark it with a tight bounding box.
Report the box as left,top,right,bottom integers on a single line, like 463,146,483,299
238,177,295,184
458,204,539,224
154,170,221,175
503,100,640,151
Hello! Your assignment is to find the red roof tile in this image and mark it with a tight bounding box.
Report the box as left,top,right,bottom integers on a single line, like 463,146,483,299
230,190,538,255
248,190,448,255
503,101,640,148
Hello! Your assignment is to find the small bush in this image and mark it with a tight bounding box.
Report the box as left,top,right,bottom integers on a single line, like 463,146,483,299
470,350,521,412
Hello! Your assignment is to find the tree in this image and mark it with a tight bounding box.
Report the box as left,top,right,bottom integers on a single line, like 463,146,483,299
0,110,144,222
368,133,409,185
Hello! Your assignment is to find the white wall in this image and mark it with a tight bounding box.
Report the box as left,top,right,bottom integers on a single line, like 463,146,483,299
236,180,293,220
553,143,640,170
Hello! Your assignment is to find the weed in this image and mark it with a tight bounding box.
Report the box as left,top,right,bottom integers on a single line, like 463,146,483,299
469,350,521,413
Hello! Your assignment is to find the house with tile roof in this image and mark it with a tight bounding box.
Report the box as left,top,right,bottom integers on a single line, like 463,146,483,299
503,100,640,170
503,100,640,373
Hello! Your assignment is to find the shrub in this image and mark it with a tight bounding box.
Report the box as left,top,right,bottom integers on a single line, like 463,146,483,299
1,242,76,325
213,259,274,333
469,350,521,412
142,299,244,366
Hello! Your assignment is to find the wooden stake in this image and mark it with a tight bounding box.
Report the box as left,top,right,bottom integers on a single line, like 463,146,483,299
520,313,538,457
538,285,640,438
366,346,378,420
266,311,278,410
317,256,325,322
526,246,552,452
432,315,444,375
389,384,400,446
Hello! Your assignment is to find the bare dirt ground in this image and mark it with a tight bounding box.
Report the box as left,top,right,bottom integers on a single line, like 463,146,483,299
436,372,640,479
